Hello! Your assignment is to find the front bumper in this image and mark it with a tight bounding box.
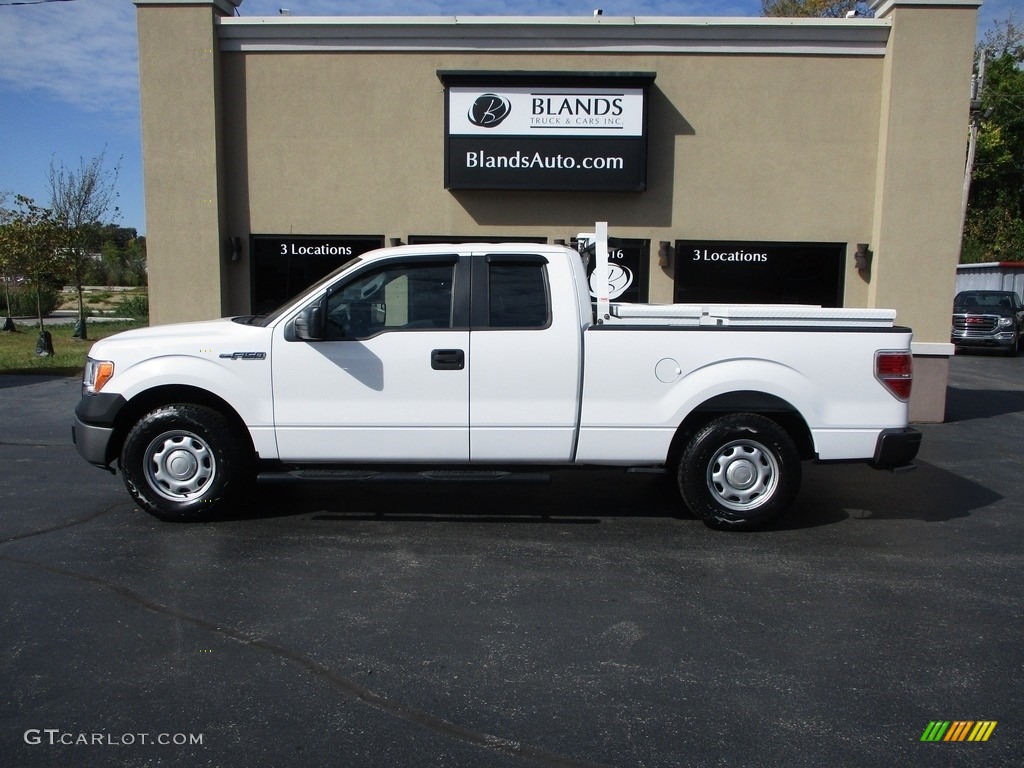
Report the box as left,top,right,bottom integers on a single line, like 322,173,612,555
869,427,921,471
951,332,1015,349
72,416,115,469
72,392,126,469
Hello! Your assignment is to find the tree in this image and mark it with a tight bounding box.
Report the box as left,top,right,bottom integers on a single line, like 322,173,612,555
0,197,16,330
121,235,148,287
760,0,869,18
980,10,1023,59
95,225,147,286
962,15,1024,262
47,150,121,339
0,195,69,351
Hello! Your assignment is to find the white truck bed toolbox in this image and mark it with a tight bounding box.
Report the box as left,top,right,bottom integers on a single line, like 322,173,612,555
607,303,898,328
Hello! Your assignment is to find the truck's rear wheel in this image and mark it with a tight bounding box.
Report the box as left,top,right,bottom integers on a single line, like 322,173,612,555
678,414,800,530
120,404,251,521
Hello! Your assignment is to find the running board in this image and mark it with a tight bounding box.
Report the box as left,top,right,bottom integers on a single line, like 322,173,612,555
258,468,552,484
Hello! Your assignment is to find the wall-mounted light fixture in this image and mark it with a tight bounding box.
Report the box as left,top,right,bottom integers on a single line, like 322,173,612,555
658,241,672,268
854,243,871,271
227,236,241,262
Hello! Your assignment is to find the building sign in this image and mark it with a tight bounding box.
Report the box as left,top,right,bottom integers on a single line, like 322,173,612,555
585,237,650,304
448,88,645,136
251,235,383,314
674,241,845,307
440,71,655,192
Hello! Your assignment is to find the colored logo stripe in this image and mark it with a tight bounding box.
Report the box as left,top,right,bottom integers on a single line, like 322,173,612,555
967,721,997,742
920,721,996,742
921,721,949,742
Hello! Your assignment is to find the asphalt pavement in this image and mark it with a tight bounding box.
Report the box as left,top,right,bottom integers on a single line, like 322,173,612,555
0,353,1021,767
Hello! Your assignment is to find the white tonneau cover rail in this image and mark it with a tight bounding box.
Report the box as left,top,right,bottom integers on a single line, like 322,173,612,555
607,303,898,328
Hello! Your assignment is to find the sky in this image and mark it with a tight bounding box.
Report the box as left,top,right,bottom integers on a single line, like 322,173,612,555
0,0,1013,236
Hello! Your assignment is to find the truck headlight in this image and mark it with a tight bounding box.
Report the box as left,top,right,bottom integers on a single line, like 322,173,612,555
998,317,1013,328
83,358,115,395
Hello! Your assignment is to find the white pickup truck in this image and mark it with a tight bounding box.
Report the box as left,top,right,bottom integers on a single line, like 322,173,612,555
73,224,920,529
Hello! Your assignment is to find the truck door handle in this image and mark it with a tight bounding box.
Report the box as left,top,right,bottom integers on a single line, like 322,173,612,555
431,349,465,371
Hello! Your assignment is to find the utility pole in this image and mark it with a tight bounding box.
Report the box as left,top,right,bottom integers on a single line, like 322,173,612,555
960,52,989,242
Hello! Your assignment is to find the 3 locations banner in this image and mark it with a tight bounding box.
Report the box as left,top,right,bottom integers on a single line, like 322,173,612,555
250,235,383,314
674,241,846,307
441,72,654,192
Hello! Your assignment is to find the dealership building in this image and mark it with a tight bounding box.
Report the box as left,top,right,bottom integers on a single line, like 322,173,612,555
134,0,980,422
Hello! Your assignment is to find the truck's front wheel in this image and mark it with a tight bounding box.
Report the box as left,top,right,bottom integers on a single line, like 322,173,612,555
120,404,251,521
678,414,801,530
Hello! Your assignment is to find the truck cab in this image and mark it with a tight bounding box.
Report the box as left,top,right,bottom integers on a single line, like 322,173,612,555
276,245,589,463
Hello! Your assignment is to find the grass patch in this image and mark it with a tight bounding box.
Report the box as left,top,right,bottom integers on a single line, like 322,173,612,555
57,287,149,317
0,320,149,376
87,290,114,304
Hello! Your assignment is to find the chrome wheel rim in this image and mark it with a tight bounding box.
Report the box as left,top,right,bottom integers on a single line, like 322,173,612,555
144,430,216,502
707,438,778,512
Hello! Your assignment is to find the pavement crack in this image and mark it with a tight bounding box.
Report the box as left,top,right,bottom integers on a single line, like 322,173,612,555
0,553,609,768
0,502,121,545
0,440,74,448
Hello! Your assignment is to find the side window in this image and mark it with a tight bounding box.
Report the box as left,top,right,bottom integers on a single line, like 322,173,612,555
325,263,454,340
488,264,550,329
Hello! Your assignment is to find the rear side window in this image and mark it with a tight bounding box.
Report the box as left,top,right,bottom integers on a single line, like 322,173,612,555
488,264,550,329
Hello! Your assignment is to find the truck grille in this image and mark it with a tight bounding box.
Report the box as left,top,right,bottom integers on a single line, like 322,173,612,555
953,314,998,335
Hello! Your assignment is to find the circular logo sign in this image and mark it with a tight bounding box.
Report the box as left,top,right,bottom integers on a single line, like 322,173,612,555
468,93,512,128
589,264,634,300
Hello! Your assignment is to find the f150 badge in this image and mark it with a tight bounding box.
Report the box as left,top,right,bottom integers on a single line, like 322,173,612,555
219,352,267,360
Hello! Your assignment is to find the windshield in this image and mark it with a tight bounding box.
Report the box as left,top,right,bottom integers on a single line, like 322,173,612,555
954,291,1018,311
243,256,363,326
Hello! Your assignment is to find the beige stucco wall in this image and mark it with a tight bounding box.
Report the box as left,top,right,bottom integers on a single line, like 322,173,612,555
222,51,883,306
136,3,231,326
870,5,978,344
134,0,980,421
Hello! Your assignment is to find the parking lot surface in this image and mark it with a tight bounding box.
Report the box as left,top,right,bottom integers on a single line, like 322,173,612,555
1,353,1022,767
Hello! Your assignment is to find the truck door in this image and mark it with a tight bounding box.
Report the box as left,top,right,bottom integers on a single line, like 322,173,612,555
469,253,582,462
271,255,471,461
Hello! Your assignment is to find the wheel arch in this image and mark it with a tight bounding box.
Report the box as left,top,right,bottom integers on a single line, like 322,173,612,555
109,385,254,466
666,390,814,469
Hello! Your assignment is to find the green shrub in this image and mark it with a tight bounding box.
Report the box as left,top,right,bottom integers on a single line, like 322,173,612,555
116,294,149,318
2,285,61,318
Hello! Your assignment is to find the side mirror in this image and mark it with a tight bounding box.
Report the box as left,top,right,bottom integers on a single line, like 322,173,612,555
293,301,325,341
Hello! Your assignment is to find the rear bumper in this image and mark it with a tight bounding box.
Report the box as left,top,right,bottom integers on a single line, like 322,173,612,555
869,427,921,471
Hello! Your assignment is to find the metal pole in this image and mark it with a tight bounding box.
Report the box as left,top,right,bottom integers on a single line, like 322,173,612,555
960,53,987,243
594,221,610,323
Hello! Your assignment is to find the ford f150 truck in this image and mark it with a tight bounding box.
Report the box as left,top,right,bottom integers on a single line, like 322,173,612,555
73,224,920,530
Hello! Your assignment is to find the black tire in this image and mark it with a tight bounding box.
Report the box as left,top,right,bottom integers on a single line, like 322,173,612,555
120,404,252,522
677,414,801,531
